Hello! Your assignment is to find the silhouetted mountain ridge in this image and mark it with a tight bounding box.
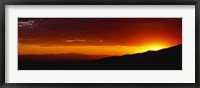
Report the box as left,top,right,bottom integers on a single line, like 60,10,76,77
18,44,182,70
92,44,182,70
98,44,181,61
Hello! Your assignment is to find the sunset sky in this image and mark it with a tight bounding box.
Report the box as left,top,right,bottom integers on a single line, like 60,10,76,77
18,18,182,56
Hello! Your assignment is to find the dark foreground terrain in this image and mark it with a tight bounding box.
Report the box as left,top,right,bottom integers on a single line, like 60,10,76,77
18,44,182,70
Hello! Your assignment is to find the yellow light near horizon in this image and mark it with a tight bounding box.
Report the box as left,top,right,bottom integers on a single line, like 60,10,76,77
136,44,168,53
146,45,166,51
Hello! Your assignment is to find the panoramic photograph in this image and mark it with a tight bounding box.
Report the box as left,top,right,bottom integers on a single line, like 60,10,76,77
18,18,182,70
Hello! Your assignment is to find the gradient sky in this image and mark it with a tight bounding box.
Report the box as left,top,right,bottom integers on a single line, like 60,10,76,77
18,18,182,55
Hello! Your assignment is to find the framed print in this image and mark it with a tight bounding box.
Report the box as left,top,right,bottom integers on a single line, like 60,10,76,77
18,18,182,70
0,0,200,88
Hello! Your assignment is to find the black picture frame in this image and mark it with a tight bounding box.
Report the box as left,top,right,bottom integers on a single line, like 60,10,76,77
0,0,200,88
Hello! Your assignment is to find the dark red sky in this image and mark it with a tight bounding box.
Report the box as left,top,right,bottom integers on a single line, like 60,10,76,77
18,18,182,55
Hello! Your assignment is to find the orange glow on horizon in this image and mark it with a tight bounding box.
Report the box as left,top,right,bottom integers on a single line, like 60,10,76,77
18,43,178,56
